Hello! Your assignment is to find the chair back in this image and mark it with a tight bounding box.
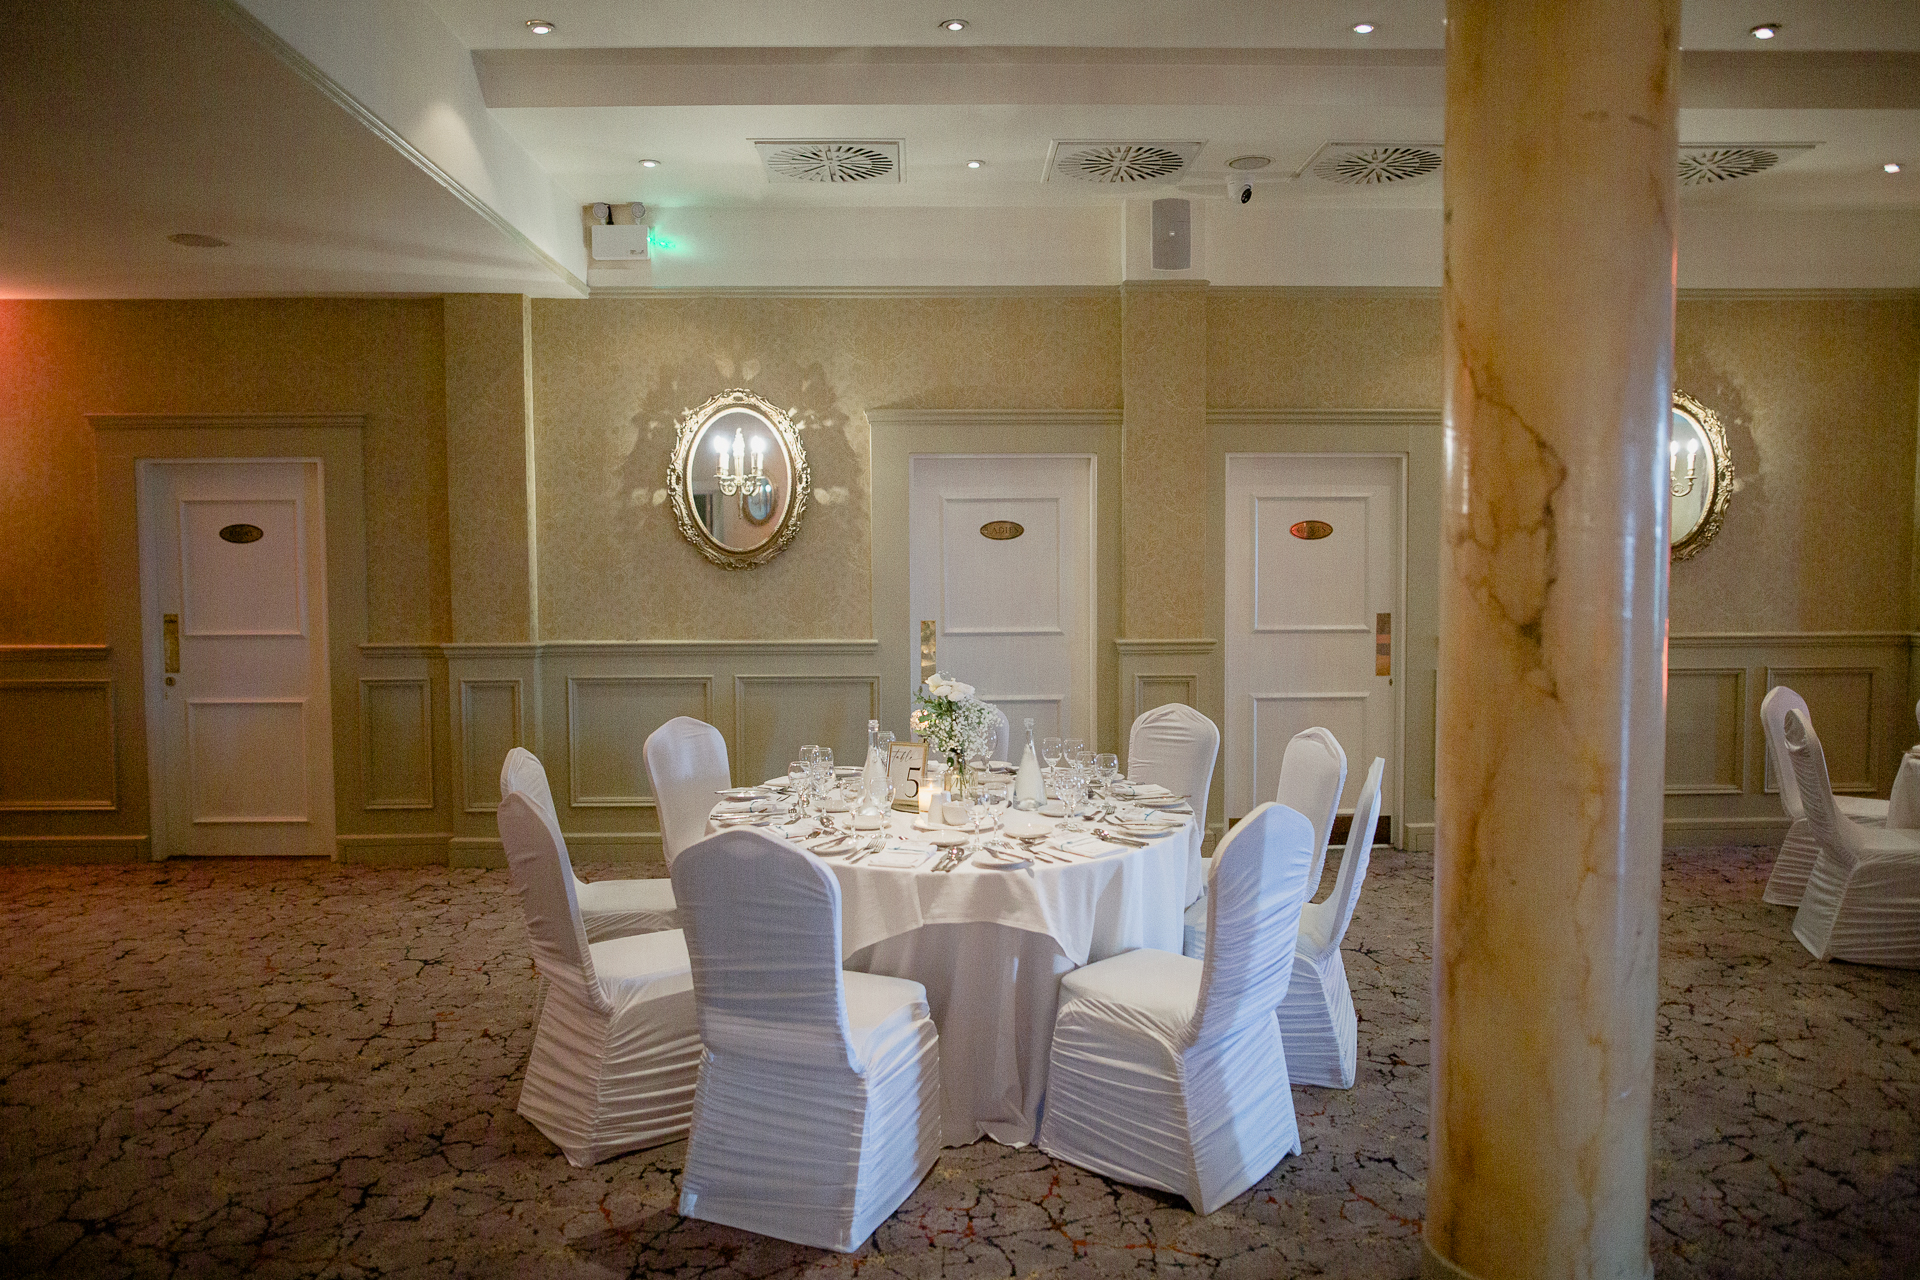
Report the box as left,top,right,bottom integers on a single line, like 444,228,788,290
1784,709,1863,874
1186,802,1316,1046
985,703,1012,760
1304,757,1385,961
1275,727,1347,889
670,827,862,1072
644,717,731,866
1761,685,1811,820
500,747,558,819
1127,703,1219,812
496,787,604,1012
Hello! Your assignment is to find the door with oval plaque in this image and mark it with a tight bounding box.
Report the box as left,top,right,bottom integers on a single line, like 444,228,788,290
1290,519,1333,540
980,520,1024,541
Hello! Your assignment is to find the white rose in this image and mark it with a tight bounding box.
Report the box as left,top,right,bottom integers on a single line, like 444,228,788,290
927,675,953,697
949,680,975,700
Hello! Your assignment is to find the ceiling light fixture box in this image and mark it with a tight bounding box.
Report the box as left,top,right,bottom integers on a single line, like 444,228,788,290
590,224,651,260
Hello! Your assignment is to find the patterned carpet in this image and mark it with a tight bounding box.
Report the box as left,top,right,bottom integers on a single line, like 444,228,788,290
1,845,1914,1279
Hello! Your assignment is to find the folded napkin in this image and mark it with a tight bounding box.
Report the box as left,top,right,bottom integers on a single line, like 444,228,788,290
1052,833,1124,857
1120,781,1173,798
864,846,935,870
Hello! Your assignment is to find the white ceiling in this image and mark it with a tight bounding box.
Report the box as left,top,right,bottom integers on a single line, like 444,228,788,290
2,0,1916,297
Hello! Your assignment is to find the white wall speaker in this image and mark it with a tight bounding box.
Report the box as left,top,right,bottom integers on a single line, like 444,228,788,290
1151,198,1191,271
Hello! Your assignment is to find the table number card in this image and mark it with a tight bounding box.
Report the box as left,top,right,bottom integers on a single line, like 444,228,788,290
889,742,928,812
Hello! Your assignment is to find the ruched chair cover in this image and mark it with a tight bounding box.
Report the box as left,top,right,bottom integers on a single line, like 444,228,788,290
1126,703,1220,907
495,785,702,1167
671,828,942,1251
1036,802,1316,1214
1277,757,1385,1088
643,717,732,865
985,702,1012,761
1761,687,1889,907
501,749,677,939
1783,709,1920,968
1184,726,1346,959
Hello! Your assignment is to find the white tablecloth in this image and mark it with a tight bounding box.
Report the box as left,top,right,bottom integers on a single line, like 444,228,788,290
707,802,1189,1146
1888,751,1920,828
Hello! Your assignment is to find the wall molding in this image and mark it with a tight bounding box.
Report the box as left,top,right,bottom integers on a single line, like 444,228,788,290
1671,630,1913,648
865,409,1123,430
88,412,369,431
1207,408,1441,428
0,645,110,662
590,284,1121,300
402,639,880,659
1115,638,1219,655
0,834,149,864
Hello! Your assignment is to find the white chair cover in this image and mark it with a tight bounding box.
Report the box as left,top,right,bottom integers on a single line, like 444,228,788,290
502,748,677,939
985,702,1012,761
672,828,942,1252
1761,687,1889,906
1183,725,1346,958
643,717,732,866
1036,802,1316,1214
1784,710,1920,968
1126,703,1220,906
495,787,702,1166
1277,757,1384,1088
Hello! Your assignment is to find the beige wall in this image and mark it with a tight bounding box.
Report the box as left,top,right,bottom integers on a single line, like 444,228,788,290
528,294,1122,641
0,298,451,645
1671,295,1920,633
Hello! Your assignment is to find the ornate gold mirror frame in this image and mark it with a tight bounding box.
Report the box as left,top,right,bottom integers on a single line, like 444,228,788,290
1670,389,1733,562
667,388,811,570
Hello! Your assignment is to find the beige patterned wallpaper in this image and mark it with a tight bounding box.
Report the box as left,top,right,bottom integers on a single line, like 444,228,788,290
528,294,1122,640
0,299,450,645
1670,296,1920,633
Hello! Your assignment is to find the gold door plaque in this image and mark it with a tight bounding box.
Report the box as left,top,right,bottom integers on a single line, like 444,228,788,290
980,520,1025,541
219,523,264,544
1290,520,1333,541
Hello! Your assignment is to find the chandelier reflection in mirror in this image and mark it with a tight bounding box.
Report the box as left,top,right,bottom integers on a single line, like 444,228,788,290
1669,390,1733,562
668,388,810,569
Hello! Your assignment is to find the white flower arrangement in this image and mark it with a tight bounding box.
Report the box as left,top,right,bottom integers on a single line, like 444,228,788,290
912,671,995,778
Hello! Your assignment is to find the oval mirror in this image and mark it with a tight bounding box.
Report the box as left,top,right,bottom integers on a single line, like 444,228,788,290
668,388,810,569
1670,390,1733,562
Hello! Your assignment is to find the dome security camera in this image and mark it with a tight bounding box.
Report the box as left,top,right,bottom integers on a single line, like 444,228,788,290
1229,178,1254,205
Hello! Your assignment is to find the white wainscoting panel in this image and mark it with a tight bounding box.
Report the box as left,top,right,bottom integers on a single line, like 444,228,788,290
360,678,434,810
1665,667,1747,796
734,675,880,788
0,680,117,811
984,693,1066,744
567,676,712,807
460,679,524,813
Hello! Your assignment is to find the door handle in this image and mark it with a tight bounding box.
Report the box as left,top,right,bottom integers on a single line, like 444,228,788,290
163,614,180,673
1376,613,1392,679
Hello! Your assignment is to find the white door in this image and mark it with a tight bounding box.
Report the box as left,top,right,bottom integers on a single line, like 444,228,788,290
1226,454,1403,835
140,460,334,857
908,455,1096,748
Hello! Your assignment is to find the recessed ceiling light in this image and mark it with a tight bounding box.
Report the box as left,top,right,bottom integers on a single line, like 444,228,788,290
966,160,983,169
1750,22,1780,39
168,233,228,248
939,18,968,32
1888,163,1905,174
525,18,555,34
1352,22,1375,34
1227,155,1273,171
639,159,659,168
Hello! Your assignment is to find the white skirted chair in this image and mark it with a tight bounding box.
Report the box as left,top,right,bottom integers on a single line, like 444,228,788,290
1184,726,1346,959
495,783,703,1167
1126,702,1220,907
643,716,733,865
984,702,1012,761
1277,756,1385,1088
1761,687,1888,907
1036,801,1317,1214
1783,709,1920,968
672,827,943,1252
501,748,678,939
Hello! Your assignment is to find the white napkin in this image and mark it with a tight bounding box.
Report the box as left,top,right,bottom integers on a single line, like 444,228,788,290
1121,782,1172,798
1053,833,1123,856
864,847,935,870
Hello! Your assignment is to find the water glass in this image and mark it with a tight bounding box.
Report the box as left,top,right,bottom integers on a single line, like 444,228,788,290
1041,736,1063,787
1062,738,1087,768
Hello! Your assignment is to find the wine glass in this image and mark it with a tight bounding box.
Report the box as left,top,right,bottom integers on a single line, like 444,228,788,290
787,759,809,815
808,746,834,817
1057,765,1090,831
1041,736,1063,789
1094,753,1120,814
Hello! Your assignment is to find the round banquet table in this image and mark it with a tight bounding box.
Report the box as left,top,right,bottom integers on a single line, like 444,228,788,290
706,800,1190,1147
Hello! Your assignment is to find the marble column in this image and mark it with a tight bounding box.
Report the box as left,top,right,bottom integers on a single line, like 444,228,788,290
444,294,539,643
1429,3,1677,1279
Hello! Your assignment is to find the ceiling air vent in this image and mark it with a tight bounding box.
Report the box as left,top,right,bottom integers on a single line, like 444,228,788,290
754,140,901,184
1677,143,1816,186
1301,142,1445,186
1046,140,1203,184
